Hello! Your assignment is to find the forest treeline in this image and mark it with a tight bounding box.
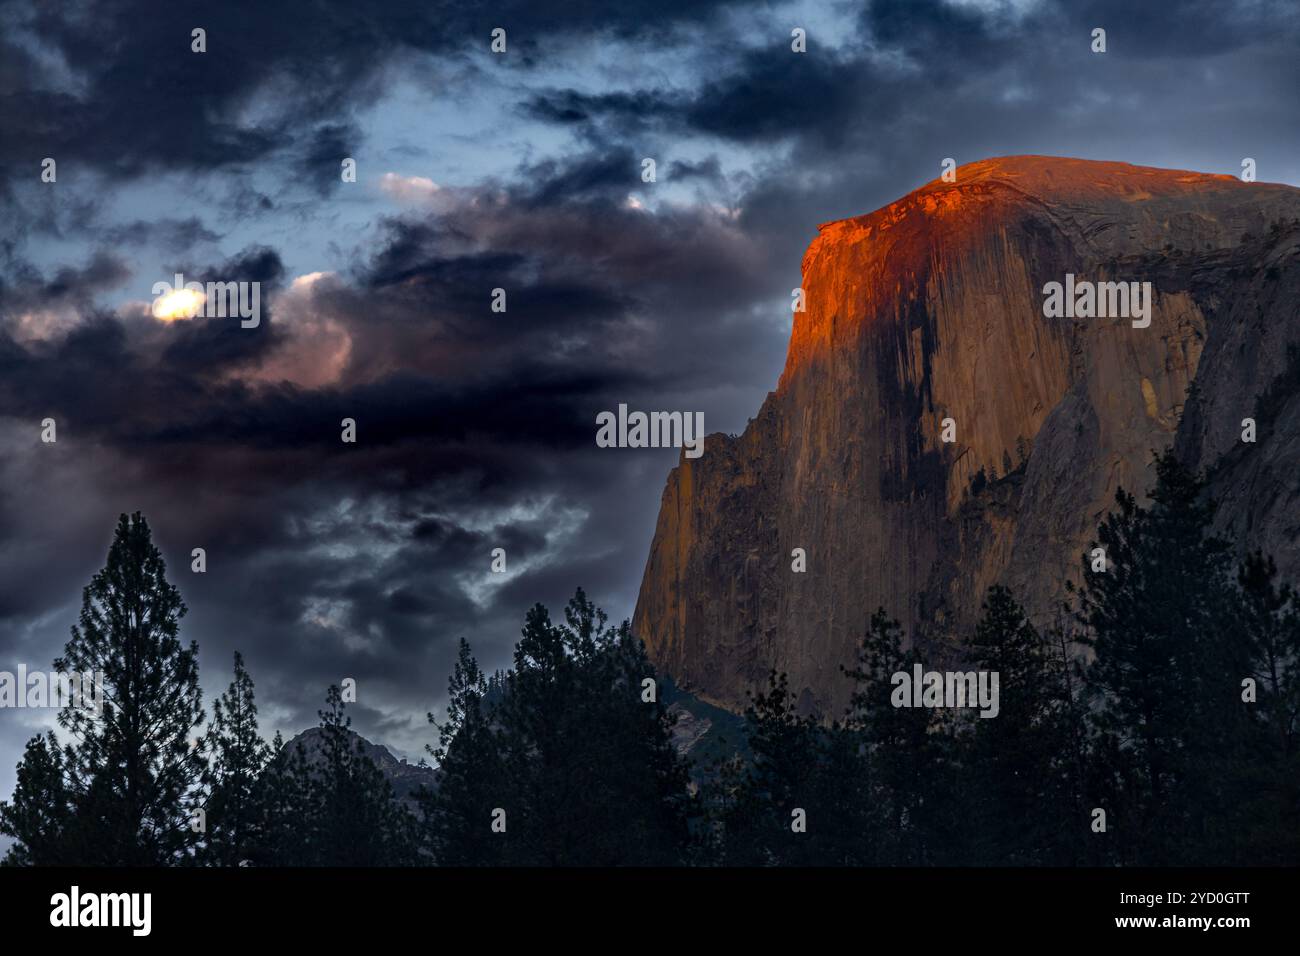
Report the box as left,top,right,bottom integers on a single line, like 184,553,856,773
2,451,1297,866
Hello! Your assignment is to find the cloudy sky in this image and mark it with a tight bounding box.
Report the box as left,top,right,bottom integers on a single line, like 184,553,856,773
2,0,1299,810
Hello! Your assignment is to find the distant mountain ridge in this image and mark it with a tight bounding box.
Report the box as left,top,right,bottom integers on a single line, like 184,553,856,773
278,682,745,805
282,727,438,805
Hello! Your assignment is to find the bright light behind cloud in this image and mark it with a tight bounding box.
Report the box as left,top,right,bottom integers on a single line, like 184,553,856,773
152,288,205,321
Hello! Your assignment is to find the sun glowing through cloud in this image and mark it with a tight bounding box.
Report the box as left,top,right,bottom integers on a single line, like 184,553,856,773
152,288,206,321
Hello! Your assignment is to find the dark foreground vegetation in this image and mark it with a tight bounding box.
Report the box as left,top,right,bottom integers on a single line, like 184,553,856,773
3,452,1297,866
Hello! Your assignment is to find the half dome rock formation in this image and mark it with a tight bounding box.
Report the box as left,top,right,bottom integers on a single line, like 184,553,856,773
634,156,1300,717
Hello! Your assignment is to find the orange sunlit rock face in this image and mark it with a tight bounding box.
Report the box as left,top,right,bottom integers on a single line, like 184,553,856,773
635,155,1300,716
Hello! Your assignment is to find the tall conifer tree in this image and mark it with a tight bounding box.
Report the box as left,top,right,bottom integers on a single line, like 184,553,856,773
55,513,206,865
200,652,270,866
422,639,506,865
248,732,315,866
310,685,416,866
1073,453,1250,863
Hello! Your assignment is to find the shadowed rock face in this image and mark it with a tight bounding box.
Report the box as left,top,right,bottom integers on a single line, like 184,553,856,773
634,156,1300,717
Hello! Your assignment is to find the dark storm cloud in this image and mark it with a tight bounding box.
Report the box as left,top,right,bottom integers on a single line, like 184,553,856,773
343,153,787,383
0,250,131,313
863,0,1010,67
37,251,132,302
298,123,364,198
0,321,606,474
1042,0,1300,57
0,131,788,751
517,11,991,151
515,147,648,205
519,0,1300,164
219,184,278,221
2,140,777,452
667,156,725,185
0,0,753,184
99,217,224,251
683,45,880,148
520,89,681,128
520,5,989,149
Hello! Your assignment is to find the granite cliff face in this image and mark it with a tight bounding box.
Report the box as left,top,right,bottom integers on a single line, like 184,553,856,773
634,156,1300,716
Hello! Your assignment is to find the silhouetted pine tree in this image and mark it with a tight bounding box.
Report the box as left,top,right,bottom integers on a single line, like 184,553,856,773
200,652,270,866
704,670,872,866
703,671,814,865
963,586,1087,864
1044,619,1105,865
54,513,206,865
0,733,75,865
842,608,963,864
505,591,693,864
308,685,417,866
1238,551,1300,757
421,638,507,865
813,716,876,865
247,732,315,866
1233,550,1300,862
574,592,694,865
1072,452,1253,864
431,589,693,865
